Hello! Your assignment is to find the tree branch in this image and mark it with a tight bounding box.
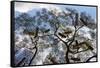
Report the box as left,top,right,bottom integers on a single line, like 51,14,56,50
28,36,38,66
86,54,97,62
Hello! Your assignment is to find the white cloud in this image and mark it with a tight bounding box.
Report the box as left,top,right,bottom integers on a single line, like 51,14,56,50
15,2,62,13
15,2,39,12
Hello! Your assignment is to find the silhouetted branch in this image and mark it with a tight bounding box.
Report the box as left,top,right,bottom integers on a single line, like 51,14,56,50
76,25,84,32
28,36,38,66
67,26,77,46
55,34,66,44
65,13,84,63
67,14,80,45
28,46,38,65
86,54,97,62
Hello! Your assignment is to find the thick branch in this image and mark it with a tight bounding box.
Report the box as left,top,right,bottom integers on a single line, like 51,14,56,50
53,21,70,63
28,36,38,66
28,46,38,65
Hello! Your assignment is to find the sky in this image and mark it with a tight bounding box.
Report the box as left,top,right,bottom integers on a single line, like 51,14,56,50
15,2,97,20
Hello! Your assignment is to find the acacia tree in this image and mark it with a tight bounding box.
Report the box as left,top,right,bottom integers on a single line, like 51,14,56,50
15,8,97,66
